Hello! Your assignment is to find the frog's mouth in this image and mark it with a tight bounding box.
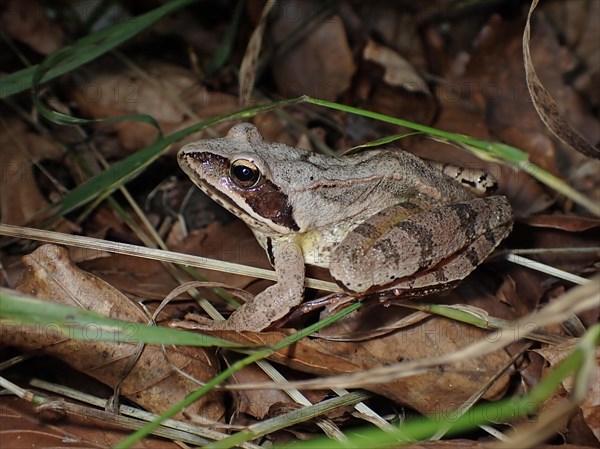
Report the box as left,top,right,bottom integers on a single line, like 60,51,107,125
178,150,300,234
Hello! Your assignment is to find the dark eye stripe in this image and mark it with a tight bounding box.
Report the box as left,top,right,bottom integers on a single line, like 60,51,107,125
241,177,300,231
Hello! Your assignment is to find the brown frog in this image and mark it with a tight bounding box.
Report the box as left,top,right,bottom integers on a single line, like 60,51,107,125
178,123,513,330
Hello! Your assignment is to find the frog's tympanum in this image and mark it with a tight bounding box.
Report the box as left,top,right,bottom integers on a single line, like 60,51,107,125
178,123,513,331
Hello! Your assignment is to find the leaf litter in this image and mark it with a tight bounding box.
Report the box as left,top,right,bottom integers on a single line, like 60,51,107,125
0,1,598,447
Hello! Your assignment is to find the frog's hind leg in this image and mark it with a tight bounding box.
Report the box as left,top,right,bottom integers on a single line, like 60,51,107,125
388,222,513,297
329,196,513,294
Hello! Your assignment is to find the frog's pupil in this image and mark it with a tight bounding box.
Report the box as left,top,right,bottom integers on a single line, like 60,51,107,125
234,165,255,181
230,160,260,187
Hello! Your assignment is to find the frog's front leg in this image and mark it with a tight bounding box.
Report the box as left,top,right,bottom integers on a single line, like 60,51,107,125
216,241,305,331
329,196,513,295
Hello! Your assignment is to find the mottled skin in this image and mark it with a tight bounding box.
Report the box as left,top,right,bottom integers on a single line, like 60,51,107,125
178,123,513,331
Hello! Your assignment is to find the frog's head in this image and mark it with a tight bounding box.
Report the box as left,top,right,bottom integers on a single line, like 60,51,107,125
178,123,300,235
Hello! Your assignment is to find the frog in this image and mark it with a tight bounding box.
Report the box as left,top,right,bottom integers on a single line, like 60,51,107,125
177,123,513,331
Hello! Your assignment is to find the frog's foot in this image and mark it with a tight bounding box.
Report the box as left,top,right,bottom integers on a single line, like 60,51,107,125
427,161,498,195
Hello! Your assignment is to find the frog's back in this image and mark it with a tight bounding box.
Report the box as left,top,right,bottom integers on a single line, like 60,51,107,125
285,148,474,232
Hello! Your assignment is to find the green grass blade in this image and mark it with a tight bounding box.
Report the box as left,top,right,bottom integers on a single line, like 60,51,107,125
305,97,599,215
45,97,305,220
0,0,196,99
203,0,244,78
0,288,241,348
345,132,423,154
32,91,163,136
273,324,599,449
113,302,362,449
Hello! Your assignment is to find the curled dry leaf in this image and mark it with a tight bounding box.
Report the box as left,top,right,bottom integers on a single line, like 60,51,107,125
239,0,277,104
7,244,225,421
363,39,430,94
524,0,600,160
354,38,437,127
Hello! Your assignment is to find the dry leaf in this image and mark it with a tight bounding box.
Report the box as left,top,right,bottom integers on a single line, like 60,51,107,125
70,59,237,152
0,0,65,55
0,118,64,226
534,343,600,442
544,0,600,108
458,12,599,183
363,39,430,94
230,364,300,420
0,396,178,448
270,1,355,100
6,244,225,421
523,214,600,232
524,0,599,160
239,0,277,104
174,314,512,415
509,221,600,277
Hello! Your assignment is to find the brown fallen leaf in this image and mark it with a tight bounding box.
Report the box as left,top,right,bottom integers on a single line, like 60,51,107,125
269,1,355,101
0,0,65,55
0,396,179,449
533,343,600,443
363,39,430,94
239,0,276,104
496,268,549,318
172,313,512,415
69,59,237,152
0,117,69,227
80,252,180,301
0,143,51,227
544,0,600,109
81,220,269,302
314,300,430,341
456,11,599,186
229,364,294,420
522,214,600,232
5,244,225,421
509,221,600,277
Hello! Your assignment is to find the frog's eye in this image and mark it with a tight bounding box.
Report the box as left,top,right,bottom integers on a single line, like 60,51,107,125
230,159,261,188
